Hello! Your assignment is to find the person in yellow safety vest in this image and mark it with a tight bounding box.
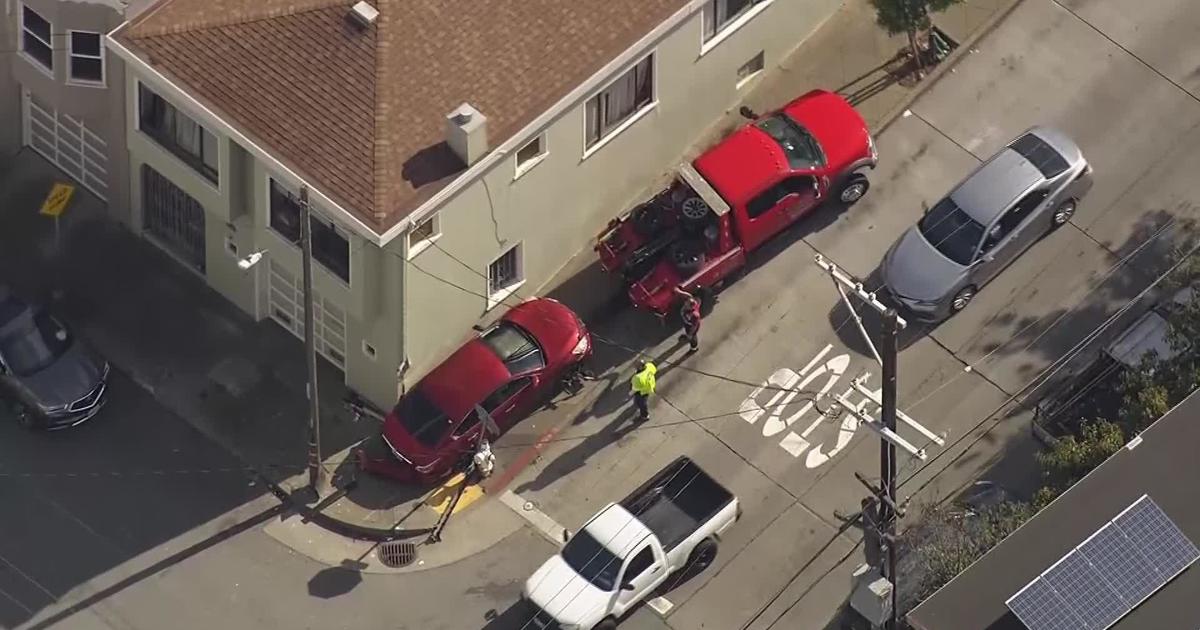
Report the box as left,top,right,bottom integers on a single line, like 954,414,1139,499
630,361,657,421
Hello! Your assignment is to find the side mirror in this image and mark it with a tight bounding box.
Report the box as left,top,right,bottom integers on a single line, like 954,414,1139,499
621,582,635,592
738,106,758,120
921,202,931,215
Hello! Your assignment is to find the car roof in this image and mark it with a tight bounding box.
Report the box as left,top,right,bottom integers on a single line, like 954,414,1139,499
584,504,653,558
417,340,512,422
950,146,1045,225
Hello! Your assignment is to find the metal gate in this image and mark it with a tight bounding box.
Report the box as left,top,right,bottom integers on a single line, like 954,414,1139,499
23,89,109,200
267,258,347,370
142,165,206,272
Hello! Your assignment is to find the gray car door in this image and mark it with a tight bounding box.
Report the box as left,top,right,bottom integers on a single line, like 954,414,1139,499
973,189,1050,285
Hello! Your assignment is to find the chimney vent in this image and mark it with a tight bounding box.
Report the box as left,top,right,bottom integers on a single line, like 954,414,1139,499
445,103,488,166
348,1,378,28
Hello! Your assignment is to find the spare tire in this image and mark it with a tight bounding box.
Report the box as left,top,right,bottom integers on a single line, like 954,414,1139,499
680,196,711,224
670,239,706,275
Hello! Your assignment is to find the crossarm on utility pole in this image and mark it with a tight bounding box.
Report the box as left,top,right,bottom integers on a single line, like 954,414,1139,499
850,377,946,446
833,392,927,460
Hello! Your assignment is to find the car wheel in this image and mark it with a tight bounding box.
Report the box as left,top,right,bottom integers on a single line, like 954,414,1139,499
688,538,719,574
13,401,35,430
679,196,712,225
669,239,706,275
838,175,870,205
633,204,665,237
1051,199,1076,228
951,286,976,313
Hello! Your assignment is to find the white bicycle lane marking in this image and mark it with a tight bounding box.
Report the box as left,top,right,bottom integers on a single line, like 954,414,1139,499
738,344,881,469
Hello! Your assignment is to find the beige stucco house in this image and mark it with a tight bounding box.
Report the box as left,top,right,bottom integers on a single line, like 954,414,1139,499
104,0,841,410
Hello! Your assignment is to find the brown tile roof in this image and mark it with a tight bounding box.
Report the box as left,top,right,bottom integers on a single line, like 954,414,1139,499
118,0,688,233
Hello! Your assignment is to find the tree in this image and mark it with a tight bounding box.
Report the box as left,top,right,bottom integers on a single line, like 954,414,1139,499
1033,420,1125,508
868,0,963,77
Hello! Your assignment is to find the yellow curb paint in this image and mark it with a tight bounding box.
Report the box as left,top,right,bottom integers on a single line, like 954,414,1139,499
426,472,485,515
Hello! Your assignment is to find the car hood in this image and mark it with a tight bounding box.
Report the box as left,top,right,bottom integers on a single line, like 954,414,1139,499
15,344,103,407
783,90,870,170
524,555,611,626
883,227,969,302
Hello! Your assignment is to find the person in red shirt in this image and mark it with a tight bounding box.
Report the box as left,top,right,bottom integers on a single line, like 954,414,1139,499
674,286,701,353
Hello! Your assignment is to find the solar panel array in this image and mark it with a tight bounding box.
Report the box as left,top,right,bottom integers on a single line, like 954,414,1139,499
1006,494,1199,630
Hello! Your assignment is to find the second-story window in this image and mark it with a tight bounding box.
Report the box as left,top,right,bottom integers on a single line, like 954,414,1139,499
703,0,767,42
138,83,219,184
269,179,351,284
69,32,105,84
21,5,53,72
585,55,654,149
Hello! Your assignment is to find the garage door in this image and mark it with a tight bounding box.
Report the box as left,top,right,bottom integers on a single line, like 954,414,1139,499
23,89,108,201
268,258,347,371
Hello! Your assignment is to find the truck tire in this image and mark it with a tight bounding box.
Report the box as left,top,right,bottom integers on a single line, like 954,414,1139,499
633,204,665,238
669,239,706,275
688,538,719,574
838,174,870,205
595,618,618,630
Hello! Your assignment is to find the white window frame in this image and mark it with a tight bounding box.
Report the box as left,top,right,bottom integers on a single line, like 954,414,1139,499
67,30,105,86
486,243,525,310
736,50,765,89
701,0,774,55
582,53,657,159
514,133,548,179
19,4,54,76
406,213,441,259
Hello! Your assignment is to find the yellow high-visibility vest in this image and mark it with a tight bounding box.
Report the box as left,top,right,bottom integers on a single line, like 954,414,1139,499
631,363,657,395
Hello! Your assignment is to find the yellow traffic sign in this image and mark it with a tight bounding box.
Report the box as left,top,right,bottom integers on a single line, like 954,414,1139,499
40,182,76,217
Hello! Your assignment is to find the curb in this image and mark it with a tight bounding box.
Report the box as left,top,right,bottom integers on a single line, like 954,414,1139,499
257,470,437,543
875,0,1027,136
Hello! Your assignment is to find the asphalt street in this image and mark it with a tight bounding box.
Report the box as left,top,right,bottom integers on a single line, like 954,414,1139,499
5,0,1200,628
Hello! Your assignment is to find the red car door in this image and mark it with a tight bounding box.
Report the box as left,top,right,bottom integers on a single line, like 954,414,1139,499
740,175,820,252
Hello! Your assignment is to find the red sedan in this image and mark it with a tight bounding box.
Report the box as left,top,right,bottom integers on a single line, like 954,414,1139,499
358,298,591,484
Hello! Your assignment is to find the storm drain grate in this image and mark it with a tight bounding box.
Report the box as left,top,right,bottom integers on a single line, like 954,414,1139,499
377,541,418,568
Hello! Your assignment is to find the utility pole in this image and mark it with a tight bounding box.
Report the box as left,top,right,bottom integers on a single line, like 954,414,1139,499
814,254,945,629
879,308,900,630
300,186,323,495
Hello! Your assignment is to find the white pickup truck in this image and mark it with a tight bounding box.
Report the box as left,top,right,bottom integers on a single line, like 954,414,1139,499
522,457,740,629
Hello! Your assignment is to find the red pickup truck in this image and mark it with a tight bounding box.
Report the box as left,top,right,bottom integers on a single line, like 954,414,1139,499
596,90,877,315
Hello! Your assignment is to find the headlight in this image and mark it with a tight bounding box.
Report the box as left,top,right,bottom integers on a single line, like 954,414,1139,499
571,335,590,356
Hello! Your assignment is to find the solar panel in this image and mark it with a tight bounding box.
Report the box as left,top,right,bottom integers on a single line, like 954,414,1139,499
1006,495,1199,630
1007,579,1087,630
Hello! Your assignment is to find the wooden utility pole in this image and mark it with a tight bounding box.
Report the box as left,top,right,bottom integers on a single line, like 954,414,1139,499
879,308,900,630
299,186,323,494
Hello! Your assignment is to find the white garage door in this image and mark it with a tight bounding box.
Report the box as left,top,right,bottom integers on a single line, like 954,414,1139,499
267,258,348,371
23,89,109,201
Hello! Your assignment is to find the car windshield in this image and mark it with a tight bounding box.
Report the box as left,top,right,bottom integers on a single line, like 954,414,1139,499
0,310,73,377
561,529,622,592
481,322,545,374
918,197,986,266
756,114,823,170
393,389,452,447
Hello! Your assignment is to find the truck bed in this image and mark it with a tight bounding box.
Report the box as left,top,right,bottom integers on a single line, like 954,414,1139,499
619,457,735,553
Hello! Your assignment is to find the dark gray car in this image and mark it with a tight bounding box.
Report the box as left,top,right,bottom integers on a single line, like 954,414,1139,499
881,127,1093,321
0,287,108,429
